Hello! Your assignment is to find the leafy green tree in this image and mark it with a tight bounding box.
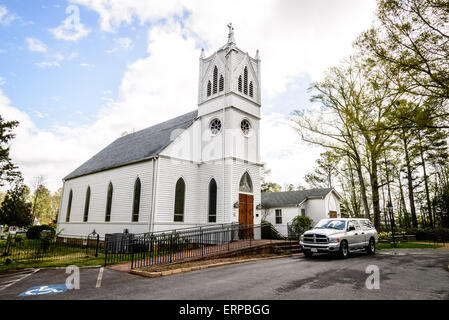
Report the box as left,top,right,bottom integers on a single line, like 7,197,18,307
261,182,282,193
304,151,340,189
260,163,282,193
0,115,21,186
357,0,449,128
0,183,33,227
48,188,62,226
284,184,295,192
32,185,52,224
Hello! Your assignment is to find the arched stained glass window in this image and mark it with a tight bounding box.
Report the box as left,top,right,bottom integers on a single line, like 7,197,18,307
249,81,253,97
239,172,253,193
132,178,141,222
174,178,185,222
238,75,242,92
105,182,113,222
66,189,73,222
83,186,90,222
208,179,217,223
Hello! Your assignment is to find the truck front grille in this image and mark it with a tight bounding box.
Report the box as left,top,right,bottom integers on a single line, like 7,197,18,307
303,234,328,244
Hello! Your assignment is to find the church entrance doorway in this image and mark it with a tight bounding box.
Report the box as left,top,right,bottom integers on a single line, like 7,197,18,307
238,172,254,239
238,193,254,239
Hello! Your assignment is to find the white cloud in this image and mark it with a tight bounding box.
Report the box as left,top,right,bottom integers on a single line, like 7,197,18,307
0,77,5,86
26,38,47,52
80,62,94,68
0,89,80,191
70,0,186,32
49,5,90,41
261,112,323,187
107,37,133,54
0,6,16,25
35,52,71,69
35,61,61,68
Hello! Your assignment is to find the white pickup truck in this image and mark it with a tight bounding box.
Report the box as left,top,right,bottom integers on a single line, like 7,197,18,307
299,218,378,258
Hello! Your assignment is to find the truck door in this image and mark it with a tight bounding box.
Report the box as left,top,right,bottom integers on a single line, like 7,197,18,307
353,220,366,248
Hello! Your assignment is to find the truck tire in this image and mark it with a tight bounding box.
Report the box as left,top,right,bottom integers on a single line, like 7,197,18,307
303,250,313,258
339,240,349,259
366,238,376,255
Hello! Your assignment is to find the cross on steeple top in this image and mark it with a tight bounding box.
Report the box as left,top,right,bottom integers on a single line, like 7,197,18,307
227,22,235,45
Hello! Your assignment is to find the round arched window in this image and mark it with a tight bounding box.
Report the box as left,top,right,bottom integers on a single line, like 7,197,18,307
240,119,251,136
210,118,222,135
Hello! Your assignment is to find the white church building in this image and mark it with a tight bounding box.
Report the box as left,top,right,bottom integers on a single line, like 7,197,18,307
56,25,263,237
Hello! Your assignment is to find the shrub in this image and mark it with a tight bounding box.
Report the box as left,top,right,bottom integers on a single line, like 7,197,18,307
291,215,314,235
26,225,56,240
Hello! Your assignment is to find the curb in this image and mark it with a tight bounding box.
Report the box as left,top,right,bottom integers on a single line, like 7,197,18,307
129,253,303,278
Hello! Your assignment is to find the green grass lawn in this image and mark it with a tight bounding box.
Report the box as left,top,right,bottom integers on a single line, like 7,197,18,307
0,254,105,273
376,242,442,250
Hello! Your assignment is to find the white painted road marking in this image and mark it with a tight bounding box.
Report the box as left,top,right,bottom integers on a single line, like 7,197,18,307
0,269,40,292
96,267,104,288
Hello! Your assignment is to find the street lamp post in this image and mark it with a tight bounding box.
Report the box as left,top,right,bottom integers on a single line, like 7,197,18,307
386,201,396,248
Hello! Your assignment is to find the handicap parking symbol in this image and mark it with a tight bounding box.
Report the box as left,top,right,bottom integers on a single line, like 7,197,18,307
18,284,68,297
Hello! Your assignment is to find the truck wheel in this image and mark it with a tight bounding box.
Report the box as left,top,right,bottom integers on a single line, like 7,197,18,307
366,238,376,255
339,241,349,259
303,250,313,258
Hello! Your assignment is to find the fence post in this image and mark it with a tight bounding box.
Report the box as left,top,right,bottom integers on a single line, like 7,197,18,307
131,238,135,269
86,235,89,256
95,234,99,258
104,237,108,266
201,227,204,257
227,226,230,251
250,226,252,248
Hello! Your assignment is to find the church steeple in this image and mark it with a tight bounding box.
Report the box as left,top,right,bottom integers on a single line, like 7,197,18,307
197,24,261,115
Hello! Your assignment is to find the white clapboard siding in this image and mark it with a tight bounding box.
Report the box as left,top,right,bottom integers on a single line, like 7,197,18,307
57,160,154,236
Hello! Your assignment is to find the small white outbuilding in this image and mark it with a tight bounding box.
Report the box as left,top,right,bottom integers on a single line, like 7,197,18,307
261,188,342,236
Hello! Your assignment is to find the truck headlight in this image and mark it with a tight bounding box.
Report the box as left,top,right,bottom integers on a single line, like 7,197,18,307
300,235,304,241
328,237,340,243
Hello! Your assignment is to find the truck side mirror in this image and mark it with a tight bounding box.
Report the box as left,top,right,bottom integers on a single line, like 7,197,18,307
348,225,355,231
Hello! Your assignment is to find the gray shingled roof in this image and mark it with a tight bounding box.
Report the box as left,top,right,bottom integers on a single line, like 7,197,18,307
261,188,334,208
64,110,198,180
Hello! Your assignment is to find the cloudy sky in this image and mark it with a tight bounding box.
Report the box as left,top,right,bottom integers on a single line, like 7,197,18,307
0,0,377,191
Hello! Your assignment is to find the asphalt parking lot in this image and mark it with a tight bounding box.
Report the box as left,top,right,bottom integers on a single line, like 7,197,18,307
0,249,448,300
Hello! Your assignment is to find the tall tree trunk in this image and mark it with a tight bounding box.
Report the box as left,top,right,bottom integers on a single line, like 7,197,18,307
370,155,381,230
354,154,370,220
402,131,418,228
381,185,388,229
398,172,410,228
418,135,434,228
348,157,360,217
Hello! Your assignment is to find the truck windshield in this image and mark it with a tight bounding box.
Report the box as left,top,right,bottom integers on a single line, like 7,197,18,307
314,219,346,230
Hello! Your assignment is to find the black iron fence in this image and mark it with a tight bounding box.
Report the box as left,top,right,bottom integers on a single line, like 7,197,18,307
0,233,103,265
104,223,280,269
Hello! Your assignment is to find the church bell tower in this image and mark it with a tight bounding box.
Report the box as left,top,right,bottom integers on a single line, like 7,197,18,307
197,24,261,165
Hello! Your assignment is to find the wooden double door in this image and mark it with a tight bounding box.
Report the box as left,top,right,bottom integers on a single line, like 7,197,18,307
239,193,254,239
